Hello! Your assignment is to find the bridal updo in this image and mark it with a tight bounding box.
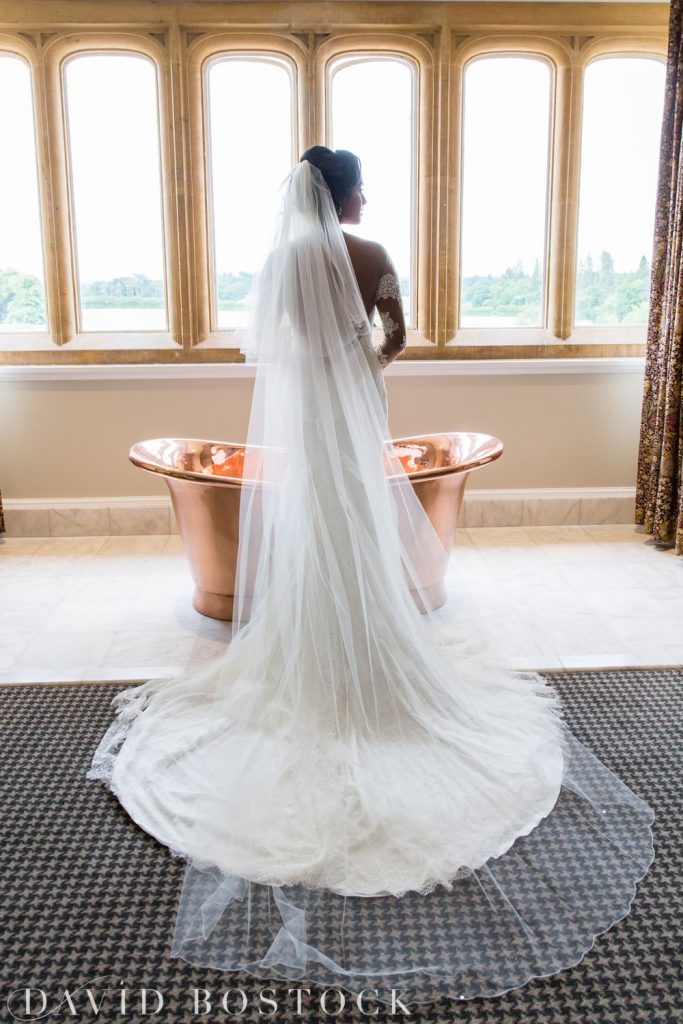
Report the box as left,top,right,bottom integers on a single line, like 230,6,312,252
299,146,362,211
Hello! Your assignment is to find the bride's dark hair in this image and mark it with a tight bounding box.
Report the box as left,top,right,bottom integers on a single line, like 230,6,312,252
299,146,362,210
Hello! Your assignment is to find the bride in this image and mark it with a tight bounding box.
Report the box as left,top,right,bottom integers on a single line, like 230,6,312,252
87,147,654,1005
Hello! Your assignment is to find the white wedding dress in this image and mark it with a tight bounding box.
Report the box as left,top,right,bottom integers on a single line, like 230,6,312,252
87,161,654,1004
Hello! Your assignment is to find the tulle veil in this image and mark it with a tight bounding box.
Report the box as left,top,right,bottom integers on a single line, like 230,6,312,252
86,159,654,1006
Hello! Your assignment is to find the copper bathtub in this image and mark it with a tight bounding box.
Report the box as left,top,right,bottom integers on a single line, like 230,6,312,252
129,433,503,620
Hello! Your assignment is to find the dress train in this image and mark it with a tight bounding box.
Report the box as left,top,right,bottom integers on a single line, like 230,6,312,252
86,160,654,1005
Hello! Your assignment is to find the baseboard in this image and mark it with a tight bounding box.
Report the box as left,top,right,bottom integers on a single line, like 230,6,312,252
0,488,637,537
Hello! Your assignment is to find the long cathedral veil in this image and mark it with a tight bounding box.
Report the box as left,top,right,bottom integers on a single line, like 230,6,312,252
231,158,450,643
87,160,654,1006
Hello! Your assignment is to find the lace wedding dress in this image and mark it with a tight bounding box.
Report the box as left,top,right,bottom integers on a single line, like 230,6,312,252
87,160,654,1005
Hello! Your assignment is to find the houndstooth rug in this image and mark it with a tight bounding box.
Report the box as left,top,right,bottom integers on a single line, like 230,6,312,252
0,668,681,1024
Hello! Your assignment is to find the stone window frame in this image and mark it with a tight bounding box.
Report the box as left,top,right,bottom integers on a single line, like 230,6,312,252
0,3,667,366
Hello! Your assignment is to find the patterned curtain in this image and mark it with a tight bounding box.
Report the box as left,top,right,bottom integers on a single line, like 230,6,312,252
636,0,683,555
0,490,4,535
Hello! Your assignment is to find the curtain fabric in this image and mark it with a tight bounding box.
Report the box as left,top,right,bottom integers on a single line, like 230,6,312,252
636,0,683,555
0,490,4,534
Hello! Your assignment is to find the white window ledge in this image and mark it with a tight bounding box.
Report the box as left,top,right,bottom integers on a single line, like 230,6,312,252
0,357,646,382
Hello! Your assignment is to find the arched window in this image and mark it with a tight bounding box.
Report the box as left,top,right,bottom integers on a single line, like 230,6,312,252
329,55,416,327
460,55,551,330
63,52,167,332
205,55,295,331
0,53,46,333
574,56,666,327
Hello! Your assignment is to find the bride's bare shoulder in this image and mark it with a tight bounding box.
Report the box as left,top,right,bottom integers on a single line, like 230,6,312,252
342,232,387,271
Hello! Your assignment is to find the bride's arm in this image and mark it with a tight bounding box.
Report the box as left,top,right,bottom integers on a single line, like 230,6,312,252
374,251,407,368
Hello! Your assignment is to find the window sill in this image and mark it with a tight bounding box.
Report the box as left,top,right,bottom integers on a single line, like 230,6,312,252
0,332,176,352
0,356,646,382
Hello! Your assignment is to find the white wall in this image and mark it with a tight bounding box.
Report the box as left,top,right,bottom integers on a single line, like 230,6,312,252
0,362,646,499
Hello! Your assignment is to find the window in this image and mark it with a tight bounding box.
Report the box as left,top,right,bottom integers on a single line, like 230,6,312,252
205,56,295,330
0,53,47,333
63,52,167,332
574,56,666,328
460,55,551,332
329,55,416,326
0,7,667,365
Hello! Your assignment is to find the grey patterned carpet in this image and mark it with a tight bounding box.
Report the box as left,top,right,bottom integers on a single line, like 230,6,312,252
0,668,681,1023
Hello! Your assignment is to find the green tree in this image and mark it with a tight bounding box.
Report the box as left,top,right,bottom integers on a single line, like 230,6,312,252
0,268,45,325
81,273,164,307
637,255,650,280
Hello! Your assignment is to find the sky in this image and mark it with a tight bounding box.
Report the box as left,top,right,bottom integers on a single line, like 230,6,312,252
0,51,666,305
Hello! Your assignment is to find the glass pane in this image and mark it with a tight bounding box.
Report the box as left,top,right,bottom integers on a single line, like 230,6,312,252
330,58,415,326
64,53,167,332
575,57,666,327
207,58,294,330
460,56,551,329
0,55,46,333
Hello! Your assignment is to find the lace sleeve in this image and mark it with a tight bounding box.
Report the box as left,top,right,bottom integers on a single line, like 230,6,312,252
376,273,403,302
374,255,407,367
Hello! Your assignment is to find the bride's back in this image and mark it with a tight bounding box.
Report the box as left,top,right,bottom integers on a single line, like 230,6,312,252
342,231,386,317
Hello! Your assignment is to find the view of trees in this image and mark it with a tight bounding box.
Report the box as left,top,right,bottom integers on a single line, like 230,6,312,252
574,251,652,325
0,252,652,329
460,251,652,326
0,268,45,326
461,259,543,325
79,273,164,307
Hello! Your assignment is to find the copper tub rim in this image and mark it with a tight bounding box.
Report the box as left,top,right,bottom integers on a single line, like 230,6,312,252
129,432,504,487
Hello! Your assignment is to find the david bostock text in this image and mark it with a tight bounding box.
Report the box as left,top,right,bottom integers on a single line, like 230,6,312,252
5,979,416,1020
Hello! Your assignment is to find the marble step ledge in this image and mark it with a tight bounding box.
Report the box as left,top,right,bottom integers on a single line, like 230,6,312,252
0,488,637,538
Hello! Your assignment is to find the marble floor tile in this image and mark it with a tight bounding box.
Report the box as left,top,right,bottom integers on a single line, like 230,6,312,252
104,630,197,669
197,616,234,640
475,582,587,618
0,539,48,577
118,595,206,635
558,654,644,670
0,668,97,684
87,536,175,577
163,536,185,554
13,631,117,670
1,529,682,682
580,587,683,620
452,527,474,547
0,574,85,601
474,615,556,659
624,560,683,589
1,598,65,635
508,654,566,671
523,525,592,545
0,665,180,685
59,575,150,603
0,633,34,671
0,538,46,555
39,598,133,634
187,635,230,671
625,650,683,667
465,526,535,547
603,617,683,652
580,524,659,547
98,535,169,555
552,564,649,590
13,537,109,579
525,613,626,657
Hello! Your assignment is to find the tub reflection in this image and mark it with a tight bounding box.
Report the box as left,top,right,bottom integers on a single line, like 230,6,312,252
129,433,503,620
